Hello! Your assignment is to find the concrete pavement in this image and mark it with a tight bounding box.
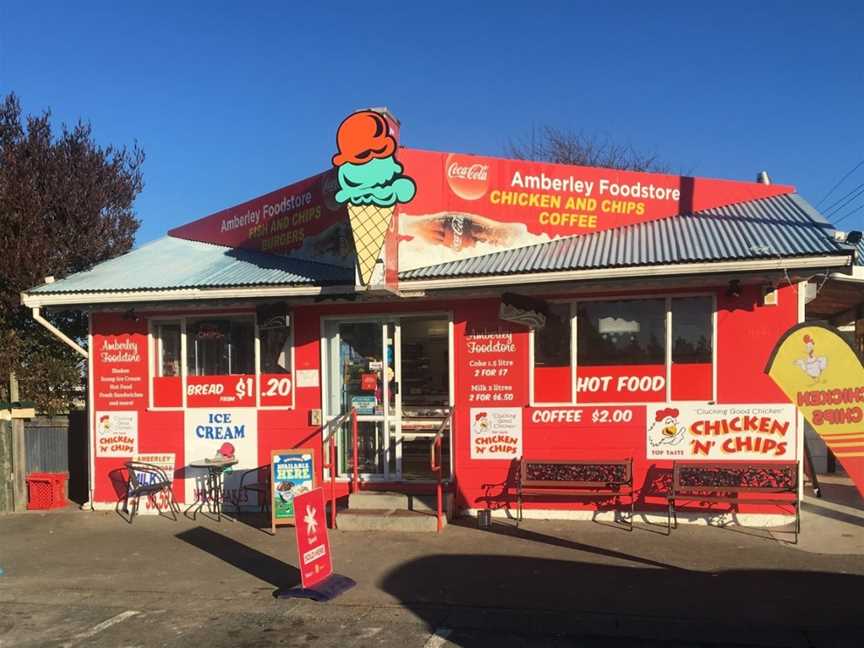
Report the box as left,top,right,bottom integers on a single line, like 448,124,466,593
0,486,862,647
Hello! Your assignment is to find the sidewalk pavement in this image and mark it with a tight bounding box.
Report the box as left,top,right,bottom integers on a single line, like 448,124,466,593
0,486,862,647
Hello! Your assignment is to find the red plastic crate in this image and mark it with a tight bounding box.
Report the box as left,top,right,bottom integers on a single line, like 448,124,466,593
26,472,68,510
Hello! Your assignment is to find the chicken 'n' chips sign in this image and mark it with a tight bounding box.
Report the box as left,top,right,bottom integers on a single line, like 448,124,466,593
766,322,864,498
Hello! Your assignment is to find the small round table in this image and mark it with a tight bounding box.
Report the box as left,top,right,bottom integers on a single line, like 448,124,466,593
188,457,238,522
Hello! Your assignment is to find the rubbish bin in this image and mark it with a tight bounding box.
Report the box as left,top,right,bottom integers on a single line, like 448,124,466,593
477,508,492,530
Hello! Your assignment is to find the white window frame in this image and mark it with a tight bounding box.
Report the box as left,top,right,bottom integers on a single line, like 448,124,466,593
529,292,717,406
147,310,295,411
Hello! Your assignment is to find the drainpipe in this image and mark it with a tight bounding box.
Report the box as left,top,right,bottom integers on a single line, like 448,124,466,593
31,307,88,359
31,306,93,509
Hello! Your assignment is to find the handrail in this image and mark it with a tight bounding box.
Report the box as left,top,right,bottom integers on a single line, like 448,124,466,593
429,407,453,533
321,409,355,529
352,408,359,494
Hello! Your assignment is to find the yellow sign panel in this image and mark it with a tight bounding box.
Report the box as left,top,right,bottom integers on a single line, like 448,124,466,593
765,323,864,497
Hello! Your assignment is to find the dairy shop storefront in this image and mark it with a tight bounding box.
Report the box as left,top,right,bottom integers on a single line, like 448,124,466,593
22,111,857,522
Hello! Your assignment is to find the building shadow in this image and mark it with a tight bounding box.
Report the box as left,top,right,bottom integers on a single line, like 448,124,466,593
176,526,299,590
379,554,864,646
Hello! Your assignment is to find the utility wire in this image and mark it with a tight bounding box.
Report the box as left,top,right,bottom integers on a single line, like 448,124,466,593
817,156,864,208
823,181,864,214
832,201,864,226
825,184,864,216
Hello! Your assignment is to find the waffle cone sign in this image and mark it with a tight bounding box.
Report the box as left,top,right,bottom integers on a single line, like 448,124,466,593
331,110,415,286
765,322,864,498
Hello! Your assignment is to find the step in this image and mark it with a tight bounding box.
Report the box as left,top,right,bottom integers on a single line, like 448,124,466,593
348,491,455,519
336,508,446,532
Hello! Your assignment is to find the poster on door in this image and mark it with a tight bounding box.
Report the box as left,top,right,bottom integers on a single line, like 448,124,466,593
184,408,258,509
470,407,522,459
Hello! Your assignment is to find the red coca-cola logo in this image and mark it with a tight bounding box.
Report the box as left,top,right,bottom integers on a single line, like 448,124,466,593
446,153,489,201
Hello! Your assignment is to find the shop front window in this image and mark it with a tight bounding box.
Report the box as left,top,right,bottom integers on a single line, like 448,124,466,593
576,299,666,402
153,321,182,407
533,303,572,403
261,326,291,374
186,318,254,376
671,296,713,400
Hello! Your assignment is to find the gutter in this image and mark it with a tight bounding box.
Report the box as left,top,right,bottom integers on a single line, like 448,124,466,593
398,254,853,292
31,307,89,358
21,284,334,309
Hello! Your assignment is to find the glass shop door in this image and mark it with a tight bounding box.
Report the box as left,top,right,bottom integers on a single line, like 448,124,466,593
323,315,451,482
324,319,397,480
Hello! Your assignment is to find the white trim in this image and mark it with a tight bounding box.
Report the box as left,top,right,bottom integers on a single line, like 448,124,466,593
399,256,852,292
20,255,851,309
31,307,88,358
664,296,672,401
21,284,328,308
87,314,95,510
797,281,806,500
462,507,797,527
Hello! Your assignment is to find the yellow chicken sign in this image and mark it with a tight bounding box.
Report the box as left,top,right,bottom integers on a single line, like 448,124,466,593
765,322,864,498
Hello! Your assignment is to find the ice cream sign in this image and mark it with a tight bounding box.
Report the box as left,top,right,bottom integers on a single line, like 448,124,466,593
331,110,416,285
646,404,796,461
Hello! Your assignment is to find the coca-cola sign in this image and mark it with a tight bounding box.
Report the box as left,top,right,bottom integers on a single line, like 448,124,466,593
446,153,490,200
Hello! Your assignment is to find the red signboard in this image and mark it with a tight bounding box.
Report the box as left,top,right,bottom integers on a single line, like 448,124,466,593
167,171,352,270
395,148,793,273
186,375,257,408
293,487,333,589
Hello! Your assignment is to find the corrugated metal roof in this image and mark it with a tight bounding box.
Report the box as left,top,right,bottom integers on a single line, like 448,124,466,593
29,236,354,294
398,193,851,280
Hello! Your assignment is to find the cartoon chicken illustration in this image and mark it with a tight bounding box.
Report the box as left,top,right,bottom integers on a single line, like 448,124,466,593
649,408,685,446
473,412,490,433
793,334,828,382
332,110,416,285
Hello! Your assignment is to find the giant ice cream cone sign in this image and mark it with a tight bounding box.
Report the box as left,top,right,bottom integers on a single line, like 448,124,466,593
766,322,864,498
332,110,416,286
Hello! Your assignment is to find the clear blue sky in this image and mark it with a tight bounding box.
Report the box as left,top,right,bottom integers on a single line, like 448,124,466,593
2,1,862,245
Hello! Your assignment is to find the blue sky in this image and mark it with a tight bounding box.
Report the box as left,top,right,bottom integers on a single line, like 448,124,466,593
2,1,863,244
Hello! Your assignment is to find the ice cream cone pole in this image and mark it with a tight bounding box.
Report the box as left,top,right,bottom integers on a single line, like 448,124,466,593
349,203,394,285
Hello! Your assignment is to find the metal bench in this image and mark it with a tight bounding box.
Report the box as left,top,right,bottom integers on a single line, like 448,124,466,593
517,458,634,530
668,461,799,543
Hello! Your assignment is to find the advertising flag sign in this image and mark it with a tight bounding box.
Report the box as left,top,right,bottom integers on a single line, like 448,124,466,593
293,487,333,589
765,322,864,498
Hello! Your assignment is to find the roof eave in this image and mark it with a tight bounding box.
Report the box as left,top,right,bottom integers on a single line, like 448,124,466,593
20,283,352,309
397,254,853,292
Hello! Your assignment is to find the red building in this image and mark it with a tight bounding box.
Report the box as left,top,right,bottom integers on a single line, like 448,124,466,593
21,128,861,525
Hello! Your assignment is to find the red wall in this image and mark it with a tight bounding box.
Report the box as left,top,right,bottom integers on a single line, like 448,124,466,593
89,283,799,514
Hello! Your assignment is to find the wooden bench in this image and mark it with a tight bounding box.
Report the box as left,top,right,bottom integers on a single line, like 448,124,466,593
668,461,799,542
517,458,634,530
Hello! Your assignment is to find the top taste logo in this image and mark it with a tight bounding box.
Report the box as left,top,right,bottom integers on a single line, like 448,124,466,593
446,153,489,200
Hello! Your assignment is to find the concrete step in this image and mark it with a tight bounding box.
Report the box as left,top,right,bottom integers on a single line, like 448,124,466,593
336,508,446,532
348,491,455,519
349,491,409,510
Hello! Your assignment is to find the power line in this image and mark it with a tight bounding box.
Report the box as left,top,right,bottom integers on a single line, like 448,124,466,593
817,156,864,208
825,183,864,216
832,200,864,227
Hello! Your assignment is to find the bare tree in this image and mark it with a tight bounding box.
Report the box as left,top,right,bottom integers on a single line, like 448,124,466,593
507,126,670,173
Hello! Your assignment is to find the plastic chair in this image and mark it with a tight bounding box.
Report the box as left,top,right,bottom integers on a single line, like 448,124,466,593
123,461,179,522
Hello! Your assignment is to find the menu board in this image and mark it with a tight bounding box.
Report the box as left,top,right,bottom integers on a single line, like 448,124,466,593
463,321,526,406
271,448,315,533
